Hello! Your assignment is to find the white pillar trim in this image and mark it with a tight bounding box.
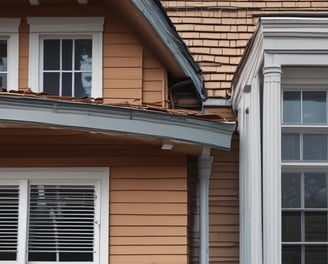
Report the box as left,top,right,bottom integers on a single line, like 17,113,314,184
199,147,213,264
262,64,282,264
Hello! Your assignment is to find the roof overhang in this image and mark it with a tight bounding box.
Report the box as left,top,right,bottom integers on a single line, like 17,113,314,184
0,95,235,150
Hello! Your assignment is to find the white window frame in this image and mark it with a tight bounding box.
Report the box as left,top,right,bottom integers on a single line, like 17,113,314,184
0,18,20,90
0,167,109,264
27,17,104,98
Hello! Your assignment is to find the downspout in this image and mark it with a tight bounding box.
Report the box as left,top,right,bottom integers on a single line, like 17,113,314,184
198,147,214,264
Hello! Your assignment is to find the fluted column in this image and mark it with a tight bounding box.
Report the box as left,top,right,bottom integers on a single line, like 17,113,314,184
262,65,282,264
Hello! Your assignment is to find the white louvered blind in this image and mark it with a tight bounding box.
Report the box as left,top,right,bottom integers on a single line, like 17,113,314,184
0,185,19,261
28,185,96,262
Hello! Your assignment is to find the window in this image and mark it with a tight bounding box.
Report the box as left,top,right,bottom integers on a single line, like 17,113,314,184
0,168,109,263
0,18,20,90
282,89,328,264
27,17,104,98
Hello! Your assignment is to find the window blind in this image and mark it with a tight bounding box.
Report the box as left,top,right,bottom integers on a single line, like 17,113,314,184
0,185,19,261
28,185,95,262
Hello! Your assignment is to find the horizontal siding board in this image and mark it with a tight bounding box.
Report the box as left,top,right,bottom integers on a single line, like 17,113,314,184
110,245,187,255
103,32,140,45
111,178,186,191
110,236,187,246
109,254,187,263
104,57,142,68
110,191,187,203
103,79,142,89
110,215,187,226
110,226,187,237
111,166,186,179
104,67,142,80
104,44,142,58
111,203,187,215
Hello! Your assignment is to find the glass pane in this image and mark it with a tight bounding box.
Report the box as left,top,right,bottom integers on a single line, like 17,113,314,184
305,173,327,208
74,72,91,98
0,73,7,88
43,72,59,95
43,39,60,70
283,92,301,123
305,246,328,264
62,39,73,70
282,134,300,160
303,134,327,160
282,173,301,208
282,212,301,242
75,39,92,71
303,91,326,123
62,73,72,97
305,212,327,241
282,245,301,264
0,40,7,72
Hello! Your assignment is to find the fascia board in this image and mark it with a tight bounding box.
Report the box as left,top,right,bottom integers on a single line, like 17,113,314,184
130,0,205,101
0,96,235,150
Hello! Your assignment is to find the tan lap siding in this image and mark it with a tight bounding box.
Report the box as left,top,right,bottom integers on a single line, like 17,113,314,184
110,165,189,263
103,17,143,105
142,50,167,107
209,135,239,264
19,18,29,91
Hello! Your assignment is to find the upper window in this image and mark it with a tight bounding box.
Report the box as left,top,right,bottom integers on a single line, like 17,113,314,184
27,17,104,98
0,18,20,90
0,168,109,264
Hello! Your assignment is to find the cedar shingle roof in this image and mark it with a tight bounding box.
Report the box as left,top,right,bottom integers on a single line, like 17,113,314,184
161,0,328,99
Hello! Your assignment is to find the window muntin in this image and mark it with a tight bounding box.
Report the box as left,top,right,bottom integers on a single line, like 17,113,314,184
282,89,328,263
41,38,92,98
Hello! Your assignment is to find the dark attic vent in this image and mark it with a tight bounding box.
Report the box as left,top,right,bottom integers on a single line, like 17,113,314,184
169,79,203,111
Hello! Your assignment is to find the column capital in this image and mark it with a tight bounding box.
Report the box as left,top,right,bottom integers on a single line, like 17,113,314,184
263,65,282,75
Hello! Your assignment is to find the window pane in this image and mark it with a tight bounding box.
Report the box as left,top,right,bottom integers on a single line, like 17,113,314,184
43,72,59,95
283,92,301,123
62,39,73,70
303,134,327,160
74,72,91,98
303,91,326,123
0,73,7,88
282,245,301,264
282,212,301,242
43,39,60,70
75,39,92,71
305,246,328,264
62,73,72,97
305,212,328,241
282,173,301,208
282,134,300,160
0,40,7,72
28,185,95,262
305,173,327,208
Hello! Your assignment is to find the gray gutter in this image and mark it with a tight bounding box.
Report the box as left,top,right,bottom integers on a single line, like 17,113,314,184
0,95,235,150
131,0,205,101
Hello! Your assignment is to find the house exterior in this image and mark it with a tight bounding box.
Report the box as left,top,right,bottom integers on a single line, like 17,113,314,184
162,1,328,264
0,1,237,264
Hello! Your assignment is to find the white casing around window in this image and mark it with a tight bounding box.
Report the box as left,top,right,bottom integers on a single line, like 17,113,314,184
0,167,109,264
0,18,20,90
27,17,104,98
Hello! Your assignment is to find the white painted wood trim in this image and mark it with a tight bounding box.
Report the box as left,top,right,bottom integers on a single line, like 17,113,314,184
262,65,282,264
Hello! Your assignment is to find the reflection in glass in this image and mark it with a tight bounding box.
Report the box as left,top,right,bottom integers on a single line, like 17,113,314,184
282,134,300,160
305,173,327,208
283,92,301,123
303,134,327,160
43,73,59,95
282,246,301,264
62,40,73,71
0,40,7,88
282,173,301,208
43,40,60,70
75,40,92,98
305,246,328,264
305,212,327,241
282,212,301,242
303,91,326,123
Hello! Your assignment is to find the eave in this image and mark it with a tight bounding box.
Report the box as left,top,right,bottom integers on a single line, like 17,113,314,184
0,95,235,150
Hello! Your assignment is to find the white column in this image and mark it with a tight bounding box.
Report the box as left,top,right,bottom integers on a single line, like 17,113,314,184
198,148,213,264
262,65,282,264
